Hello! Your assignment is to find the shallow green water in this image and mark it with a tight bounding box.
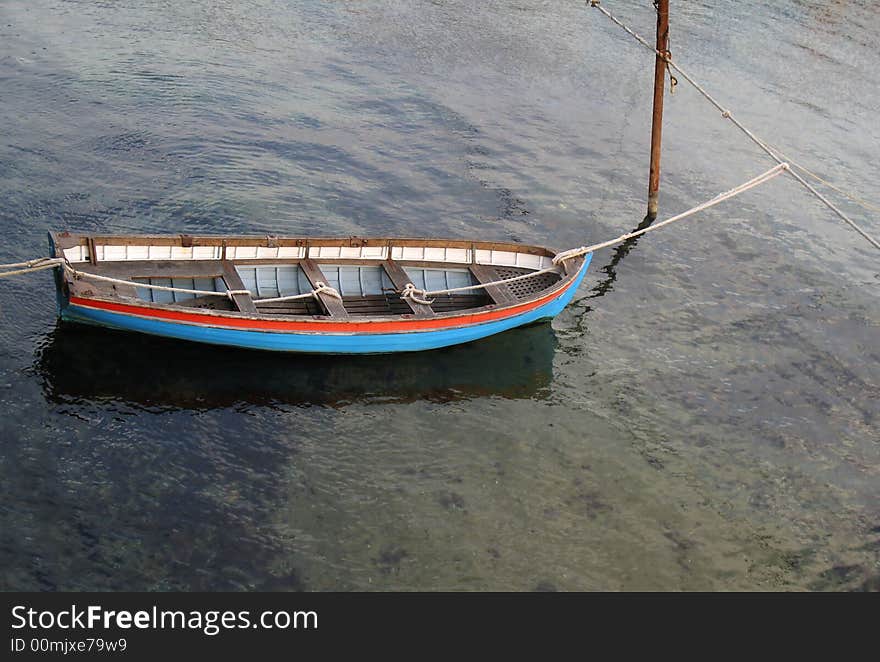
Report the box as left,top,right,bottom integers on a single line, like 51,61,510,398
1,0,877,591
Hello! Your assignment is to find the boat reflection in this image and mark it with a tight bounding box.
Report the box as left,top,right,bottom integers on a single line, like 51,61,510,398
36,321,557,410
588,215,656,301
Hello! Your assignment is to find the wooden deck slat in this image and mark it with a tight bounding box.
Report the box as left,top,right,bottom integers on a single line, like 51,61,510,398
381,259,434,318
299,259,349,318
80,260,225,279
173,295,235,311
252,300,317,309
258,307,317,316
69,278,137,300
469,264,519,304
220,260,258,314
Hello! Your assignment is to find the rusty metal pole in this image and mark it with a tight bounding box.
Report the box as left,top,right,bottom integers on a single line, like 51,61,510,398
647,0,669,220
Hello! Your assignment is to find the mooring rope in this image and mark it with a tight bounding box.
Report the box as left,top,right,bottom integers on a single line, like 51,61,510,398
0,257,66,278
0,257,65,270
1,163,789,307
588,0,880,252
2,2,875,314
399,163,789,303
761,142,880,215
552,162,788,263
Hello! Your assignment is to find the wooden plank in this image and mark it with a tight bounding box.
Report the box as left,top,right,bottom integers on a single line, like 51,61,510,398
68,278,137,300
255,300,321,316
430,296,488,313
469,264,518,305
48,230,82,253
87,237,97,265
68,261,227,304
383,237,552,256
298,259,349,318
381,259,434,318
561,255,584,277
338,296,412,316
81,260,225,279
220,260,258,314
173,295,235,310
61,233,554,257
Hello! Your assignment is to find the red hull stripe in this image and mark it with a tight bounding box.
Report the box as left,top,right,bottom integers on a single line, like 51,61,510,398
68,274,578,334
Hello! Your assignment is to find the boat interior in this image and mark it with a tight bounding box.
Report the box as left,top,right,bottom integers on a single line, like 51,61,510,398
50,233,578,319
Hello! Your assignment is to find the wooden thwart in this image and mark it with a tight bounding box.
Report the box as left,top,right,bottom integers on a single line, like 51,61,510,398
382,259,434,317
299,259,349,318
221,260,258,314
469,264,518,305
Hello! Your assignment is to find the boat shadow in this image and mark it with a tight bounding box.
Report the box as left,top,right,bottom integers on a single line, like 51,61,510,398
35,321,558,410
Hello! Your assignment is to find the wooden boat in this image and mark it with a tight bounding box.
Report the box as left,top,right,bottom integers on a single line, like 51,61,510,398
48,231,591,354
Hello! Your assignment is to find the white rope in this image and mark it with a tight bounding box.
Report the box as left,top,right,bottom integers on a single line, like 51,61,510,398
0,257,66,278
59,263,343,303
552,162,789,263
403,267,563,300
0,164,792,304
0,257,65,270
256,281,342,304
252,292,316,304
588,0,880,252
761,142,880,214
399,163,788,301
400,283,436,305
63,266,234,298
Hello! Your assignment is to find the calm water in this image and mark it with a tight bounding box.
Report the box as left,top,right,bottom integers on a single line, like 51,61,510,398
1,0,877,591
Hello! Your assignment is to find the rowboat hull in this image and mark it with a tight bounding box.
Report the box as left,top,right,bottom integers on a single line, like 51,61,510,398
49,232,591,354
59,255,590,353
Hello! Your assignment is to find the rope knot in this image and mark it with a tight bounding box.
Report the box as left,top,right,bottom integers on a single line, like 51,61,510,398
313,281,342,300
552,247,589,265
721,110,731,119
400,283,435,306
